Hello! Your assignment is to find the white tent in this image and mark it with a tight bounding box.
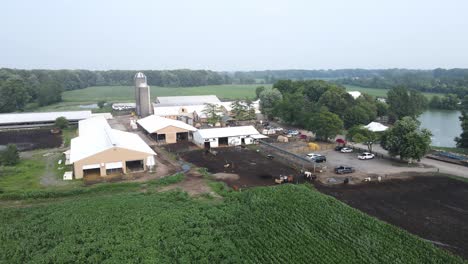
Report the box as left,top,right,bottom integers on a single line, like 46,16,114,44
364,122,388,132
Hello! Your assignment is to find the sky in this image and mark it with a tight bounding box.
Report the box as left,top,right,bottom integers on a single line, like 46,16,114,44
1,0,468,71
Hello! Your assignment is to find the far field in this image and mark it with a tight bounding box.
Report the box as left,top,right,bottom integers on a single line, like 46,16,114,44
64,84,264,102
33,84,267,112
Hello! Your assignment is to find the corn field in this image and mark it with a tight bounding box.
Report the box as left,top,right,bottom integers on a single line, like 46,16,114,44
0,185,463,263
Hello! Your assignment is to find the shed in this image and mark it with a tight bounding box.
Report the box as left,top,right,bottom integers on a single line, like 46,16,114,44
137,115,197,144
193,126,267,148
0,111,92,129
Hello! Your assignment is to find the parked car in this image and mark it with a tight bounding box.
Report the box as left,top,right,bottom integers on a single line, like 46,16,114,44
314,156,327,163
334,166,355,174
340,147,353,153
335,146,344,151
288,130,299,136
306,153,321,160
358,152,375,160
274,127,284,132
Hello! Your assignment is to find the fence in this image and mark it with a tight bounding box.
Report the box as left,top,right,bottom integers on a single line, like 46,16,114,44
257,140,325,172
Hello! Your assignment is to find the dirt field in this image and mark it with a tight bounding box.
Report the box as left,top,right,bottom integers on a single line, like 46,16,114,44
0,129,62,151
181,147,300,187
316,176,468,259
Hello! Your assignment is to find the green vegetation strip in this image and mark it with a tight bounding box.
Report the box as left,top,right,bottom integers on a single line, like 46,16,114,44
0,173,184,201
0,185,462,263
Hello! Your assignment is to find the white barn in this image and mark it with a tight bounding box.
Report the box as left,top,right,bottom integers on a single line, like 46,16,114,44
192,126,267,148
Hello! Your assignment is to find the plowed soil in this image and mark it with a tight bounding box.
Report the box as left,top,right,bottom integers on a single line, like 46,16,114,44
181,147,300,188
316,176,468,259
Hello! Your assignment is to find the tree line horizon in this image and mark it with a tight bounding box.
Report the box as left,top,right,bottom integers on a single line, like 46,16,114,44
1,68,467,113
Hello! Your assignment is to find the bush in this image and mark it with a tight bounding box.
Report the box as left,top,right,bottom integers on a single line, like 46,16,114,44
55,116,69,129
0,144,19,166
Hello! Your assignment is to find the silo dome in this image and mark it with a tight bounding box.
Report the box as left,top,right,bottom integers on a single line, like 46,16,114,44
134,72,147,87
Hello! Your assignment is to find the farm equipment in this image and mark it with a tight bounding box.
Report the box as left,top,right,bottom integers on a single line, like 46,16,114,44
274,175,294,184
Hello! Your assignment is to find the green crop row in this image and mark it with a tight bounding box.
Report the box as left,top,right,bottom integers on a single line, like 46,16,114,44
0,185,462,263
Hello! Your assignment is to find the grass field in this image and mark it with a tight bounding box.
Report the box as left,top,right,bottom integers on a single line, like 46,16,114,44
0,184,461,263
344,85,445,99
33,84,268,112
0,159,45,193
64,84,265,102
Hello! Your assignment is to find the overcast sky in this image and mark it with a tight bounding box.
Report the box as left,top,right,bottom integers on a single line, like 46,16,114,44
1,0,467,71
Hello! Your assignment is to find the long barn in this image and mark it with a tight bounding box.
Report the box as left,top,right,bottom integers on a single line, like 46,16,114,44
192,126,267,148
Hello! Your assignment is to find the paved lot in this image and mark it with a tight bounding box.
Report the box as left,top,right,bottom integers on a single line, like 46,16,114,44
321,148,435,176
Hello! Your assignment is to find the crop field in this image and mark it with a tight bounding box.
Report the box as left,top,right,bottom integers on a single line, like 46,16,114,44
33,84,268,112
344,85,444,99
63,84,266,102
0,185,462,263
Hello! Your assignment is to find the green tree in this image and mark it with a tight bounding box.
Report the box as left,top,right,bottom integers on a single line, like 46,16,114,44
455,96,468,148
231,99,255,120
375,101,389,117
380,117,432,162
98,100,106,109
38,80,63,106
255,86,265,99
429,95,442,109
347,125,380,152
0,144,20,166
202,103,223,125
307,110,343,141
317,86,352,117
55,116,69,129
259,88,282,118
387,86,427,122
0,77,30,112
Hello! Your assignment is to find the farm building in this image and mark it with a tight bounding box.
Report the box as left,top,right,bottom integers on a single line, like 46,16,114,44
70,116,156,179
155,95,221,106
193,126,267,148
153,104,228,125
0,111,92,129
347,91,362,99
137,115,197,144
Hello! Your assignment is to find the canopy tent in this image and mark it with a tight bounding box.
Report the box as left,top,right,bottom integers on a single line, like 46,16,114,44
335,138,347,144
364,122,389,132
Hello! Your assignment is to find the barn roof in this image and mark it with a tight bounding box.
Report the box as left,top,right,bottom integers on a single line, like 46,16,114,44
155,95,221,106
0,111,92,125
195,126,263,139
70,116,155,163
137,115,197,134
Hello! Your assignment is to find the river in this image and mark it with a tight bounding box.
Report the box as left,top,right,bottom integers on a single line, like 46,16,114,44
418,110,462,148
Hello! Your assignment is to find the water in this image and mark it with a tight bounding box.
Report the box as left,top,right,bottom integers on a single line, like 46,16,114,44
79,103,99,109
418,110,462,147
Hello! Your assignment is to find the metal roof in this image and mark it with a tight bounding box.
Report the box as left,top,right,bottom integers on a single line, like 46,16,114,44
0,111,92,125
194,126,262,139
155,95,221,106
137,115,197,134
70,116,155,163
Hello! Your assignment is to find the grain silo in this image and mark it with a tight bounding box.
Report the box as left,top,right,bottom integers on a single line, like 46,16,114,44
134,72,153,117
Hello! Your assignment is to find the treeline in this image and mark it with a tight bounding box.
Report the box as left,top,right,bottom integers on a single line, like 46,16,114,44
335,68,468,98
234,69,468,99
258,80,389,140
0,68,230,112
259,80,429,141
